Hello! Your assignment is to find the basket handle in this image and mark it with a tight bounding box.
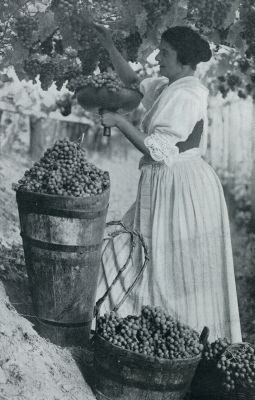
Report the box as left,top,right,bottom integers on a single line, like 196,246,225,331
94,220,149,326
199,326,210,346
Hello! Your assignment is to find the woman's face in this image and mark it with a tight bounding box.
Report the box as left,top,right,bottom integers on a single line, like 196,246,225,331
155,39,183,80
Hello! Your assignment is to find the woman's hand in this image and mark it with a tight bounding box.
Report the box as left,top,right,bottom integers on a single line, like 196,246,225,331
93,23,114,51
100,111,122,128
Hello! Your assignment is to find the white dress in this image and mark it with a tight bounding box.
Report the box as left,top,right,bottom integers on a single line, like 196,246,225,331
96,76,242,342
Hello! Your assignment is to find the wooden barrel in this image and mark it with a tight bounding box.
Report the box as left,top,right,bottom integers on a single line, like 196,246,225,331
16,185,110,348
93,334,201,400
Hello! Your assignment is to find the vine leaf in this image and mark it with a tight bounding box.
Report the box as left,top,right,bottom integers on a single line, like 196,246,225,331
135,10,148,37
137,38,156,63
222,0,243,29
9,41,28,71
209,30,222,45
37,10,57,42
169,1,187,27
121,0,143,32
227,22,246,54
55,16,79,49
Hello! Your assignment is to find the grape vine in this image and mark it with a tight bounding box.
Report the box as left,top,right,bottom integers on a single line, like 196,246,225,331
1,0,255,96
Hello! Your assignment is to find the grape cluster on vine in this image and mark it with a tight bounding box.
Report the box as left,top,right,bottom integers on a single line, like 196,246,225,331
53,55,82,90
217,70,255,100
15,139,110,197
240,7,255,60
39,59,57,91
51,0,78,21
78,47,99,76
15,15,38,49
40,29,64,57
125,31,142,62
140,0,172,26
90,0,122,24
97,305,203,360
56,93,73,116
23,57,41,83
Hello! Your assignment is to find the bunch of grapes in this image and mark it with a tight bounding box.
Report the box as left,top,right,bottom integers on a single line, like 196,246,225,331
217,70,255,100
15,139,110,197
78,47,99,76
67,71,125,93
240,6,255,59
51,0,77,20
68,17,100,75
40,30,64,57
15,15,38,49
56,93,73,116
23,57,41,83
140,0,172,25
201,337,231,365
39,58,57,91
97,305,203,360
125,31,142,63
238,58,251,73
226,74,243,91
216,343,255,392
53,55,82,90
90,0,122,24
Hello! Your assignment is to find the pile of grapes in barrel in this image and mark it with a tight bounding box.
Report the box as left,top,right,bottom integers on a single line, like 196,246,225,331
97,305,204,360
14,139,110,197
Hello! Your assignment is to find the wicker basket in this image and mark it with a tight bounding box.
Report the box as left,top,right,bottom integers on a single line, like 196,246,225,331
93,333,203,400
191,343,255,400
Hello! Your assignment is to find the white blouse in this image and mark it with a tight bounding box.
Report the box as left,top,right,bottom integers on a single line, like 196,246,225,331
139,76,209,166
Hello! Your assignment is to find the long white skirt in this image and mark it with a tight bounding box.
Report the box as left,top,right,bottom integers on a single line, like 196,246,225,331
96,152,242,342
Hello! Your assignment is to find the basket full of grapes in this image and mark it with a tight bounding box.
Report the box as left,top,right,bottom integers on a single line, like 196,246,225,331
93,305,206,400
191,340,255,400
68,71,143,136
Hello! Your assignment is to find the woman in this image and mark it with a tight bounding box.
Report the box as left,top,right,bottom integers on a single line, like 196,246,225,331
92,24,242,342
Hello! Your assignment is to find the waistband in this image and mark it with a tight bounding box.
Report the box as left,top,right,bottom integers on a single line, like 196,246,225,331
139,148,202,169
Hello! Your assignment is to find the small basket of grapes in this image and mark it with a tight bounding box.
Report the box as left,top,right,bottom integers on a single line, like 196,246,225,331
218,342,255,399
68,71,143,137
191,340,255,400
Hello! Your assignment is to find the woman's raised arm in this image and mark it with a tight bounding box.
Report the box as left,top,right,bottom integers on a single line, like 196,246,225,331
93,23,140,86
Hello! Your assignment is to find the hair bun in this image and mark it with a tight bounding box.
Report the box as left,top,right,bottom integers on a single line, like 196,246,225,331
197,38,212,63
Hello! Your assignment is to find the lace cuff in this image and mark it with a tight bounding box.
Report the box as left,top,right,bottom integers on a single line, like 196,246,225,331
144,132,179,166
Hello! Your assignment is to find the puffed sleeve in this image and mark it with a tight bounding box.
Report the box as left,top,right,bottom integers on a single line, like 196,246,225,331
139,77,168,110
144,89,202,166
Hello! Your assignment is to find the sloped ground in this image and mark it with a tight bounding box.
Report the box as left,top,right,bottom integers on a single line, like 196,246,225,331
0,282,96,400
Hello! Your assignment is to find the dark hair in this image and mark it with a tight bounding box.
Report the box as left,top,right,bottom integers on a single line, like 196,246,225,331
161,26,212,69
